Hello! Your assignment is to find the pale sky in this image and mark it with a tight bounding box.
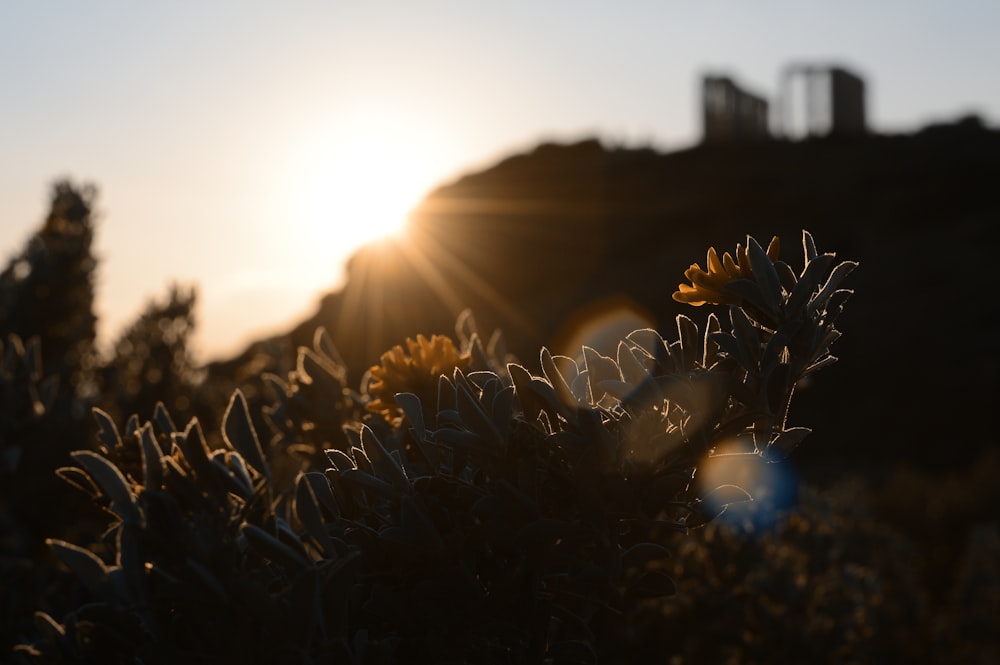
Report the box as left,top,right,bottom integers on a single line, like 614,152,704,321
2,1,996,360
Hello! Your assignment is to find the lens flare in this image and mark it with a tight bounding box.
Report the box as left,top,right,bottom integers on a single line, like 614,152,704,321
697,441,799,531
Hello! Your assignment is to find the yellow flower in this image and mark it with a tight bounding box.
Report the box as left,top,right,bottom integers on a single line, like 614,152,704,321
673,236,780,306
366,334,471,416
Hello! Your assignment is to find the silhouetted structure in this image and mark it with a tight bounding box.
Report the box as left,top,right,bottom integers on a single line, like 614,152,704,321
702,76,770,143
778,65,866,138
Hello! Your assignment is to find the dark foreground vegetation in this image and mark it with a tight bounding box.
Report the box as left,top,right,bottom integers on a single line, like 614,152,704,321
2,121,999,662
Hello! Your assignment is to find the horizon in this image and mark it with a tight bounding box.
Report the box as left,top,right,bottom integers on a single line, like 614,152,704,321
3,1,998,360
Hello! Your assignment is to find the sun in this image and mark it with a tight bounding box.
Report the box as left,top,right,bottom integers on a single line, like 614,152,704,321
286,110,446,262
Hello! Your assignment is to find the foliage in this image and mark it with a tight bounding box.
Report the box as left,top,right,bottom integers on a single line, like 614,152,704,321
647,484,931,664
99,284,200,424
0,181,99,409
10,231,863,662
0,182,118,654
621,463,1000,665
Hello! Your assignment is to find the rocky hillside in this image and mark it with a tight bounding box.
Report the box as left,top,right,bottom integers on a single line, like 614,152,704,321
211,117,1000,473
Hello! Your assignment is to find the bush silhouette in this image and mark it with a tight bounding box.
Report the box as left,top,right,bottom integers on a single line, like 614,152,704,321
12,231,861,663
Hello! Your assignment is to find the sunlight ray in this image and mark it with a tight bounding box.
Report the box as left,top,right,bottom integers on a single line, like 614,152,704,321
400,226,539,339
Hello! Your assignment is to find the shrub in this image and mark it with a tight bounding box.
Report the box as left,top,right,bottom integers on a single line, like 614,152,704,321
15,231,856,663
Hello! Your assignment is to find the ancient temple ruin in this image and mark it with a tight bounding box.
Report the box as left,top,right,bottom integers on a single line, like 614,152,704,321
777,65,866,138
702,76,770,143
701,64,866,143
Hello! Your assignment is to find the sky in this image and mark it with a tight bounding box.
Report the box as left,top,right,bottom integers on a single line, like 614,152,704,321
2,1,997,360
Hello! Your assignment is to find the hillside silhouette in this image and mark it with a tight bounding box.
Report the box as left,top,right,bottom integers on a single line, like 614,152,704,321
210,116,1000,474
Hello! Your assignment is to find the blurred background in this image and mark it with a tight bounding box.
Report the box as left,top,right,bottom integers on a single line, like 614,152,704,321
2,1,997,358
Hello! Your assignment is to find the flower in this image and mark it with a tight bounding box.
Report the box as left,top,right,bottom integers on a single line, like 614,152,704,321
366,334,471,416
673,236,780,306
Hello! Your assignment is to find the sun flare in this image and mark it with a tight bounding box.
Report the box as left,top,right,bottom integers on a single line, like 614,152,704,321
286,110,447,260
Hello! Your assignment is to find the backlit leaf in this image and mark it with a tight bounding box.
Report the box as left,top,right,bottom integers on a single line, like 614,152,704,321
222,389,270,480
91,408,121,451
48,539,108,592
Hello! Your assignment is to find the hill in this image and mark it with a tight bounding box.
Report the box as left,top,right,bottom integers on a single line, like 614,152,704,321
210,117,1000,473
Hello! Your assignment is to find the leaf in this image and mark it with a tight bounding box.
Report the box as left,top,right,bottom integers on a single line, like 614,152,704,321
467,332,490,370
31,612,68,650
802,229,818,263
153,402,176,436
626,328,668,361
91,408,122,451
55,466,99,497
139,423,164,490
339,468,401,500
295,472,336,556
360,425,410,491
811,328,842,362
723,279,772,316
432,427,490,456
48,539,109,592
765,427,812,461
628,571,677,598
760,321,801,381
616,340,650,385
325,447,355,472
466,370,499,391
701,484,753,506
299,345,346,387
766,363,794,415
540,347,576,407
455,308,477,346
803,354,838,375
124,414,140,438
808,261,859,316
570,368,591,403
394,392,425,439
314,326,346,367
582,346,621,403
242,524,309,570
507,362,540,420
683,500,726,528
774,260,798,292
176,418,214,484
676,315,700,371
487,328,508,365
456,382,504,450
703,312,722,367
303,471,340,518
490,386,515,434
622,543,672,570
730,306,760,369
437,373,457,412
225,452,255,496
747,236,782,316
70,451,139,523
222,389,270,480
350,444,373,475
708,331,744,368
824,289,854,326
